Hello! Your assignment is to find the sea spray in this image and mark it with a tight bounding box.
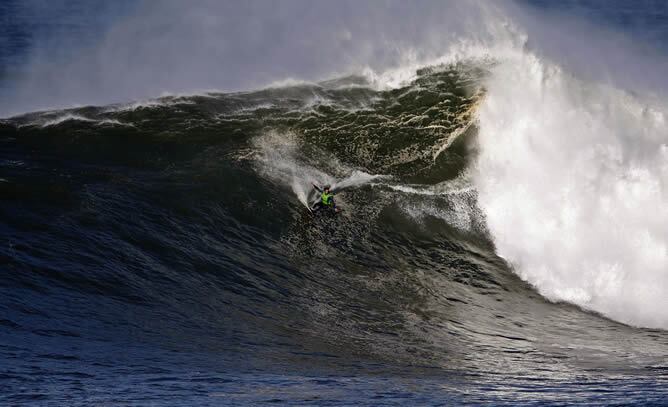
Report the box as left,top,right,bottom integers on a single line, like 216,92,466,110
475,44,668,329
251,132,332,208
332,170,387,192
252,132,386,209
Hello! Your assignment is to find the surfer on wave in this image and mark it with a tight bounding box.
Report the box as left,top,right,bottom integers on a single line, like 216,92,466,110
311,183,340,213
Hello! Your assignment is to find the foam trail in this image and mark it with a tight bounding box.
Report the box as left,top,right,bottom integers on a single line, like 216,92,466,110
251,132,329,208
474,42,668,329
252,133,383,209
333,171,386,192
386,173,475,197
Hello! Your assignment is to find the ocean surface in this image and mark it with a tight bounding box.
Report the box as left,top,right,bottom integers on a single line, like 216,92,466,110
1,1,668,405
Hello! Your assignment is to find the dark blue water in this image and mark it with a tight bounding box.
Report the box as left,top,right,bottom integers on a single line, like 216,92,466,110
2,2,668,405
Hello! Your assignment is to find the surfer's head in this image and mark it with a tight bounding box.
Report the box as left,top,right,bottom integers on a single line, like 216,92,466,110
324,185,331,192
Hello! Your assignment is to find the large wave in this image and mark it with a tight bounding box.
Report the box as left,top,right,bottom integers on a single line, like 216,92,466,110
6,35,668,332
245,23,668,329
247,18,668,330
2,1,667,375
4,3,668,404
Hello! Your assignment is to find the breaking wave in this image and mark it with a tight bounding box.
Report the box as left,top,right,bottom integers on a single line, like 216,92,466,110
2,14,667,403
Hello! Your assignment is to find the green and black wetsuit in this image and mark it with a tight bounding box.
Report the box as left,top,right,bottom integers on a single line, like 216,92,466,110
312,184,336,211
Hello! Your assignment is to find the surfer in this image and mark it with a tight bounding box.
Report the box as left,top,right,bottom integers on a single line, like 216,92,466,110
311,183,340,213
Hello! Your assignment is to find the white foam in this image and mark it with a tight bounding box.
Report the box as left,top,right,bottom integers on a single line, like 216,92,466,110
30,114,133,128
387,175,474,197
473,37,668,329
95,118,135,127
388,173,480,233
332,171,386,192
41,114,93,127
105,97,196,113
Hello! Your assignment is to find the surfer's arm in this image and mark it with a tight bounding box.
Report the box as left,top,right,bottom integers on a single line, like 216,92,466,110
312,183,322,192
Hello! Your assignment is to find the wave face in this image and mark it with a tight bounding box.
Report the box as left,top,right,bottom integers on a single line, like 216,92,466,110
2,26,668,405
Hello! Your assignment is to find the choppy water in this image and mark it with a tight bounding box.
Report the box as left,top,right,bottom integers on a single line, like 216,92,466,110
2,1,668,405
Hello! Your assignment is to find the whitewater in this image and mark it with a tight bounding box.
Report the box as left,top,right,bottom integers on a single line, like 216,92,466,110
476,44,668,329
